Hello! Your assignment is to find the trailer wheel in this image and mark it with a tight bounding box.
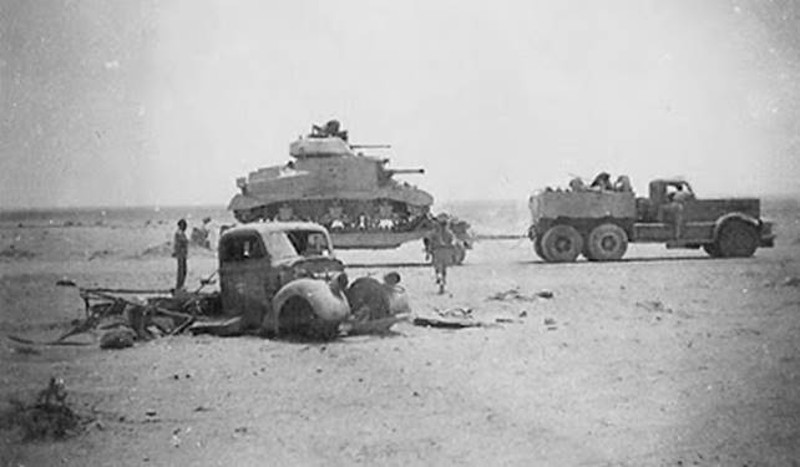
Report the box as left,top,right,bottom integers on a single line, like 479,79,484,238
586,223,628,261
540,225,583,263
716,220,758,258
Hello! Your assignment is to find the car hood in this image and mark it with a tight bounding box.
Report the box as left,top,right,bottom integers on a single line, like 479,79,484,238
275,256,345,277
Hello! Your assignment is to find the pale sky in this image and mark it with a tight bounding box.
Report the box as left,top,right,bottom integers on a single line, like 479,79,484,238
1,0,799,208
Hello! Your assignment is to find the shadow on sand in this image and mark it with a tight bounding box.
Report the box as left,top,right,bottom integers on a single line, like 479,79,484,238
347,262,431,269
515,255,715,266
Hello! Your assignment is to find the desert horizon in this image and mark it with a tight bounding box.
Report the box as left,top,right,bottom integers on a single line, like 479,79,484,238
3,0,800,464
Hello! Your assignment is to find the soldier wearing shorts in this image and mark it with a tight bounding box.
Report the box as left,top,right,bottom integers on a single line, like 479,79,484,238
427,215,457,294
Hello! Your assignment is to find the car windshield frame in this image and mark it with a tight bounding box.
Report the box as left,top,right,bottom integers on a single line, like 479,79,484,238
263,229,333,263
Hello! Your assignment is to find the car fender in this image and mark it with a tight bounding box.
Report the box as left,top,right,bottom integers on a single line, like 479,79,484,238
713,212,760,239
267,277,350,332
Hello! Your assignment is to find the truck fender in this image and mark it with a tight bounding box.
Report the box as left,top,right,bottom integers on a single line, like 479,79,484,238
713,212,760,239
269,277,350,332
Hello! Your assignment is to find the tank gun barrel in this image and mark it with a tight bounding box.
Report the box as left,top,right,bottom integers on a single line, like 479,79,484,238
350,144,392,149
386,168,425,175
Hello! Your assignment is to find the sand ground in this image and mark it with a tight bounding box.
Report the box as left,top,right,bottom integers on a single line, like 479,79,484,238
1,216,800,466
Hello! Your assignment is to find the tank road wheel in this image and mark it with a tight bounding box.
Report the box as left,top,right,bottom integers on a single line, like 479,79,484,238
715,220,758,258
540,225,583,263
586,223,628,261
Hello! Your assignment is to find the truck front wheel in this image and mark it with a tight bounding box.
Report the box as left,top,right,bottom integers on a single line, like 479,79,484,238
586,223,628,261
715,220,758,258
533,237,546,260
541,225,583,263
702,243,721,258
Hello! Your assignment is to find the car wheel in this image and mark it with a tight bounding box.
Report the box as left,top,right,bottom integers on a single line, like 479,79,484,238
540,225,583,263
279,297,338,340
586,223,628,261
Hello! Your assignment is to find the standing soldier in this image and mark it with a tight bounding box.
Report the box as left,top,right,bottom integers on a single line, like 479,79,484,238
172,219,189,291
427,214,457,294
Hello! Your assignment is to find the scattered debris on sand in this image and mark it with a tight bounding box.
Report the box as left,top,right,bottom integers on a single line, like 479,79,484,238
8,282,222,348
487,287,554,301
0,245,36,260
0,377,86,442
99,328,136,349
87,249,115,261
413,307,482,328
635,300,673,314
782,276,800,287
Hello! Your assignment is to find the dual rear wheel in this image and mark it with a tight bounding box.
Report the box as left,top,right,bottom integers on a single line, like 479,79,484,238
535,223,628,263
584,223,628,261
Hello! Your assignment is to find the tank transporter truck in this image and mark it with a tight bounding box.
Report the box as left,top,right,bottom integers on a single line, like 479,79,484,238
527,178,775,262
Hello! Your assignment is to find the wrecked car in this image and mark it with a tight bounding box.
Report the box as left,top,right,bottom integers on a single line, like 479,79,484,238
218,221,407,339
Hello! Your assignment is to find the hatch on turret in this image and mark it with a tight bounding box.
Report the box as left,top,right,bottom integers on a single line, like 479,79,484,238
289,119,354,159
290,137,354,159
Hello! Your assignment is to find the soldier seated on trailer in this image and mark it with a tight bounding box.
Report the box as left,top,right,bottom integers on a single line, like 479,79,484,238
277,204,294,221
377,203,395,229
357,213,368,230
324,204,348,231
569,177,588,192
590,172,613,191
613,175,633,193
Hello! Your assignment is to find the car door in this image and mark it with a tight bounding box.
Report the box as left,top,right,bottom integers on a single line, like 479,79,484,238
219,232,271,327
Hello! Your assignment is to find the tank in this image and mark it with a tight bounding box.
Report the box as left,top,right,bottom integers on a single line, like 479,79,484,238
228,120,473,260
